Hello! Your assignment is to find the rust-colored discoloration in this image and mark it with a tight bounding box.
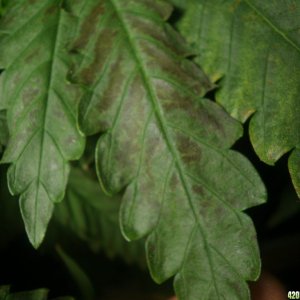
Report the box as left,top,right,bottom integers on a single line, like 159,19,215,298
154,79,204,123
200,199,212,217
147,241,156,255
80,28,117,86
192,184,204,196
80,39,102,85
72,2,105,50
170,173,179,189
176,135,201,165
164,95,225,136
140,40,204,95
80,53,122,129
199,109,224,134
289,3,297,12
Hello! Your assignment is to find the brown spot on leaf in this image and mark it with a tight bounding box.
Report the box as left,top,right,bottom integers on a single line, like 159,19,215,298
170,173,179,188
80,28,117,85
192,185,204,196
200,109,224,134
289,3,297,12
199,199,212,219
72,2,105,50
176,135,201,165
201,200,211,210
147,241,156,256
155,79,209,124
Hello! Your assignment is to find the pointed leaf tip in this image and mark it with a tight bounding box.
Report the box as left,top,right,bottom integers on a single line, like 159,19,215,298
0,0,84,246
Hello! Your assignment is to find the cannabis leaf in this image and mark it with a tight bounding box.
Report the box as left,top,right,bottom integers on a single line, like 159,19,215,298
54,167,146,266
0,1,84,247
0,285,73,300
69,0,266,299
179,0,300,196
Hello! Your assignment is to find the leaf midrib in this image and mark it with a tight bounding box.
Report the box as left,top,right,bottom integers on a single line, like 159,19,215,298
108,0,221,297
33,3,63,245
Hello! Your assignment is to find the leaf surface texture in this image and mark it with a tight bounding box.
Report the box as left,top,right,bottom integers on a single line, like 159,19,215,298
179,0,300,196
70,0,267,299
0,0,84,247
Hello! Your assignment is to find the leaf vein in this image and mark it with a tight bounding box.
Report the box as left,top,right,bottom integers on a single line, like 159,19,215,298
244,0,300,53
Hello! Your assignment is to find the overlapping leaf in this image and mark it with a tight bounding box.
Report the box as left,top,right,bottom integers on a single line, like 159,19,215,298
69,0,266,299
0,285,73,300
0,1,84,247
179,0,300,196
54,168,146,266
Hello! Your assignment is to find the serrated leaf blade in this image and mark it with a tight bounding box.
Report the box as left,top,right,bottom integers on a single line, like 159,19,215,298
0,0,84,247
179,0,300,196
70,0,266,299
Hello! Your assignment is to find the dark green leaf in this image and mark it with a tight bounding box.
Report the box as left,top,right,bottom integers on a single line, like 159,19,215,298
0,0,85,247
70,0,266,299
179,0,300,196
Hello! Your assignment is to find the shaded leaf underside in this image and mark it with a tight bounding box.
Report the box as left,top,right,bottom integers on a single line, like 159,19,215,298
70,0,266,299
179,0,300,196
0,0,84,247
54,167,146,267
